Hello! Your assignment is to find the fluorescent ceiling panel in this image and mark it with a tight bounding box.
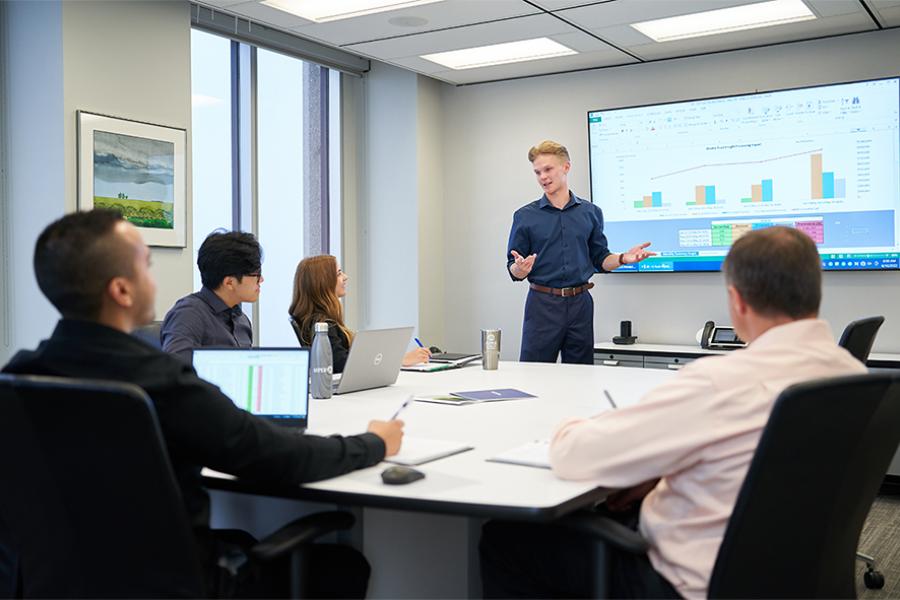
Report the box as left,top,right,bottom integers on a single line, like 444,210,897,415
421,37,577,70
631,0,816,42
260,0,444,23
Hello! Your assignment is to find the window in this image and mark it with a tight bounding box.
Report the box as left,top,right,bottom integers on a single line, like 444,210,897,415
190,28,341,346
190,29,232,292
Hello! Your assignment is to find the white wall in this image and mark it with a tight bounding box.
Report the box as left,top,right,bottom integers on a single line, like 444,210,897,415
439,28,900,358
1,0,66,365
349,62,424,336
416,75,446,347
62,0,193,321
0,0,193,363
345,64,448,351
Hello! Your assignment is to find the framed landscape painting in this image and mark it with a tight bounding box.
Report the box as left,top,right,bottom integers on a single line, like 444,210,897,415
77,111,186,247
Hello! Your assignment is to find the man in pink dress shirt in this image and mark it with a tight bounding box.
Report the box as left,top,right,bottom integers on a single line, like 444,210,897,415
480,226,866,599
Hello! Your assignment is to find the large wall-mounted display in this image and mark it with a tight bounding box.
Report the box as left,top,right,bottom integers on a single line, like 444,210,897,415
588,77,900,272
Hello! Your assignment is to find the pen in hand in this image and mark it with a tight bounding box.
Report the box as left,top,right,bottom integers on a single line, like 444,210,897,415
414,337,424,348
603,389,618,410
390,395,415,420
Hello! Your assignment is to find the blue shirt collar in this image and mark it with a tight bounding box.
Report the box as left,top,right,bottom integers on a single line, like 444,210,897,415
539,191,582,210
198,286,236,315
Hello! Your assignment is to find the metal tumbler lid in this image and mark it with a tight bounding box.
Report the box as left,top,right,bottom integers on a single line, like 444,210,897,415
314,322,329,333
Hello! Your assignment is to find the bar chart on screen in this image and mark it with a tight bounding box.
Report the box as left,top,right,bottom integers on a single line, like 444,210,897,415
588,77,900,271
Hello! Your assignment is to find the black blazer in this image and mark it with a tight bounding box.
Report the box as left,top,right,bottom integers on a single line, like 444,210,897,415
3,319,384,531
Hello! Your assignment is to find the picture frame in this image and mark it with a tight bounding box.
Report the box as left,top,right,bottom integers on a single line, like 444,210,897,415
77,110,186,247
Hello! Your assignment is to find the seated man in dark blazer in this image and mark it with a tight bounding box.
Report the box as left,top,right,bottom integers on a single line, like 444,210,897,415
2,209,405,597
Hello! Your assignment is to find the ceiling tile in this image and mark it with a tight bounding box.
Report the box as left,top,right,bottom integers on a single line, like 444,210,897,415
220,0,315,28
870,0,900,26
381,29,636,84
558,0,876,61
619,13,876,60
559,0,766,30
289,0,540,47
346,13,600,59
421,47,639,84
529,0,616,10
198,0,254,8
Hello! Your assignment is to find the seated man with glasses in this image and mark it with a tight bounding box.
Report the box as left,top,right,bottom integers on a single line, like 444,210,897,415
161,230,264,363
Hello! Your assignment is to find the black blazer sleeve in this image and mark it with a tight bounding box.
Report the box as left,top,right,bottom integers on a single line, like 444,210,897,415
329,324,351,374
149,359,385,485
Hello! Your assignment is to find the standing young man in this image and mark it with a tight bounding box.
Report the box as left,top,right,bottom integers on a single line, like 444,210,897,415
507,140,654,363
161,230,263,362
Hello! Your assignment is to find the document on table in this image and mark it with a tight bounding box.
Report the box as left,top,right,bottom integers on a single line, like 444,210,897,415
487,440,551,469
386,437,474,466
413,394,476,405
450,388,536,402
401,362,459,372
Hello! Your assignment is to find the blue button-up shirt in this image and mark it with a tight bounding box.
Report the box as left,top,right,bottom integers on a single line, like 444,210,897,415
161,286,253,364
506,192,611,288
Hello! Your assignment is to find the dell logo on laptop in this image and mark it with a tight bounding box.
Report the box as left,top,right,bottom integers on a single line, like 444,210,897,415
373,353,383,366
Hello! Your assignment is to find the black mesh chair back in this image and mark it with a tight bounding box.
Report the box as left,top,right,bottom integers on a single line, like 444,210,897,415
133,320,164,350
838,316,885,362
708,374,900,598
0,374,205,598
289,316,305,346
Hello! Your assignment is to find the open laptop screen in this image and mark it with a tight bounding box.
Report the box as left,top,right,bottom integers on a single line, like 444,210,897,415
192,348,309,427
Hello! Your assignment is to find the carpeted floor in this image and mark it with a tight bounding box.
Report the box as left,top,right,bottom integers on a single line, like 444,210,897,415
858,496,900,597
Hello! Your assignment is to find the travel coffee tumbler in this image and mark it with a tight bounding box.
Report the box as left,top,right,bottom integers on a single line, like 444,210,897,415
481,329,501,370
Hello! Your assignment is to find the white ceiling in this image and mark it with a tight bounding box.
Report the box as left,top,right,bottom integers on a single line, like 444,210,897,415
197,0,900,85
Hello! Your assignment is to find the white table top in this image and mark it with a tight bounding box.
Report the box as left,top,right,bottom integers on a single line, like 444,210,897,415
204,361,676,520
594,342,727,356
594,342,900,367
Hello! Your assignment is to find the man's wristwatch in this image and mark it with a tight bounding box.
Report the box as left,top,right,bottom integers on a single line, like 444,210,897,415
618,252,626,266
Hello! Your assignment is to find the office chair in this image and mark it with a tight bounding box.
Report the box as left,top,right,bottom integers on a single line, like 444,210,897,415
0,374,355,598
133,320,164,349
838,316,885,364
289,316,305,346
837,315,887,586
558,373,900,597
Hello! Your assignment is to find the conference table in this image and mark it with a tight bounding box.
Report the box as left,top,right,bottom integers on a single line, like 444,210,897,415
203,361,677,598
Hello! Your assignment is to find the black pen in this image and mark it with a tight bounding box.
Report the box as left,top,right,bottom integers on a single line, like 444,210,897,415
603,389,618,410
390,395,414,420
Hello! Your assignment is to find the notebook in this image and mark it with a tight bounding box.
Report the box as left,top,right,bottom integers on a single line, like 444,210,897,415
192,347,310,429
450,388,536,402
401,362,460,373
334,326,414,394
386,437,474,466
429,352,482,365
487,440,551,469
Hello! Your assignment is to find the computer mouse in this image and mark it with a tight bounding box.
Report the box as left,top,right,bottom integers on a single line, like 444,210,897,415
381,466,426,485
429,346,443,354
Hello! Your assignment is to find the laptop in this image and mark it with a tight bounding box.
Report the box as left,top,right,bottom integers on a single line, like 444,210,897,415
334,326,415,394
192,347,310,430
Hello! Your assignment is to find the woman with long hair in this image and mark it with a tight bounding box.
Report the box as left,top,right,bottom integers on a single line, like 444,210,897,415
289,255,430,373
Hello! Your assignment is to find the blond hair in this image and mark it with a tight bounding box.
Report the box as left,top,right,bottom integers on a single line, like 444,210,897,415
528,140,570,163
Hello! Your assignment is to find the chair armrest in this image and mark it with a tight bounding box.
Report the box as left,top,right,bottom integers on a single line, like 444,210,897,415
251,511,355,562
555,510,650,555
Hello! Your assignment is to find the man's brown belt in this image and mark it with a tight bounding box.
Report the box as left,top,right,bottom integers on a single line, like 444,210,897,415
529,282,594,297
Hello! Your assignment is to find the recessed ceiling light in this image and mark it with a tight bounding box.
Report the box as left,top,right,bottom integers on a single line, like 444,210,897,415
260,0,444,23
631,0,816,43
421,37,577,70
